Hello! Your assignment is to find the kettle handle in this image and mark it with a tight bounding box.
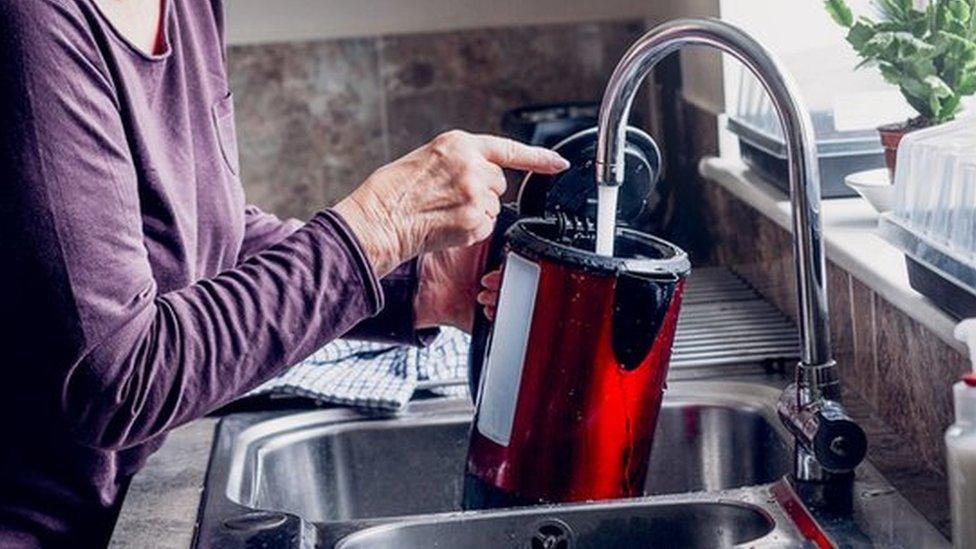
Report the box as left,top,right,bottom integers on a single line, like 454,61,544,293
611,273,682,371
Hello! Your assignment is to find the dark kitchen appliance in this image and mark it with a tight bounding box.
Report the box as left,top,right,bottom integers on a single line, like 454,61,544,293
905,257,976,320
463,127,691,509
879,213,976,320
501,102,600,148
728,113,884,199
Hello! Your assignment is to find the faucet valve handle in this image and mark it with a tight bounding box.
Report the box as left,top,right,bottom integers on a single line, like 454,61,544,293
811,400,867,473
778,385,867,474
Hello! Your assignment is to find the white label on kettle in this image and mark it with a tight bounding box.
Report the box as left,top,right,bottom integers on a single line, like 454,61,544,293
476,252,540,447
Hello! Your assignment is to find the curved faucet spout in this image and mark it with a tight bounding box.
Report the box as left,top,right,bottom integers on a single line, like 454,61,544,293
596,17,829,370
595,18,866,490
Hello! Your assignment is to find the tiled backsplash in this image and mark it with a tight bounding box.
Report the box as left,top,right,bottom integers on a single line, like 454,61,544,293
699,177,966,534
227,20,645,221
701,175,970,473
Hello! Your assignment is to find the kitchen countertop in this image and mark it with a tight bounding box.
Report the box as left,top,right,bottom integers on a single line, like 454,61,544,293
109,418,217,549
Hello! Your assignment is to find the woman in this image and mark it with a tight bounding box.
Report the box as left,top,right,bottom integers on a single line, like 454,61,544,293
0,0,568,546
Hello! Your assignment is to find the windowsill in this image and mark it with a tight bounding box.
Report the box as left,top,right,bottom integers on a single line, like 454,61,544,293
699,155,967,356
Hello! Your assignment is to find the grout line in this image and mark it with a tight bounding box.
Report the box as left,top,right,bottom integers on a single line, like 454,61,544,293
846,271,868,400
870,287,879,404
847,271,858,362
375,36,391,164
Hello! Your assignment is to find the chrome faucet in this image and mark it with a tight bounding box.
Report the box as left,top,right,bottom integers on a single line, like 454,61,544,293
595,18,867,506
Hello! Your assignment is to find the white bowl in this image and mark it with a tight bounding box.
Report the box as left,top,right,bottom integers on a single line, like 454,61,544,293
845,168,895,213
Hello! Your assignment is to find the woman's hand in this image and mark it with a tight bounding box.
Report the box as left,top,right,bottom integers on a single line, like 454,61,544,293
477,270,501,322
334,130,568,277
414,241,491,332
415,247,500,332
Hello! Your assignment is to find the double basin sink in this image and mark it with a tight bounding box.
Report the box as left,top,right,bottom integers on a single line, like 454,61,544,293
195,380,946,548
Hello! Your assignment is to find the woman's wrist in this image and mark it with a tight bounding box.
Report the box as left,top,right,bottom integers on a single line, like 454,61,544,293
333,194,401,278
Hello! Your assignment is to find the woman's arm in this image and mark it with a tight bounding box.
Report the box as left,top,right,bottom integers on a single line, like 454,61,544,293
239,206,436,345
0,0,564,451
239,205,304,260
0,3,384,450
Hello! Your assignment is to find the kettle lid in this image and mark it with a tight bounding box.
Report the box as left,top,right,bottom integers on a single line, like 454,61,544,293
516,126,661,228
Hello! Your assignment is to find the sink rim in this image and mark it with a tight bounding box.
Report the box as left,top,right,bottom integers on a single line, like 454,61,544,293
333,492,785,549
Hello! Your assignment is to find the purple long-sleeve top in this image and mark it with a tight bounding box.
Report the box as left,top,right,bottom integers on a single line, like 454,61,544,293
0,1,432,546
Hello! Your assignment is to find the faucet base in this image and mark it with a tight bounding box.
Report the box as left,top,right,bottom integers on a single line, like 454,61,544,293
790,471,855,516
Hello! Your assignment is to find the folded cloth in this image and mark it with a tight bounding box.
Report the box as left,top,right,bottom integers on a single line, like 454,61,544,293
249,327,471,411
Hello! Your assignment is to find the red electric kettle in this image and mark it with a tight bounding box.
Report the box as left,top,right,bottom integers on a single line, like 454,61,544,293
462,128,691,509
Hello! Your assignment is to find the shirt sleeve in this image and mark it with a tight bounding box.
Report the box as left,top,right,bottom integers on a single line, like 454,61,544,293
240,208,438,346
0,1,383,450
239,205,305,260
342,252,441,347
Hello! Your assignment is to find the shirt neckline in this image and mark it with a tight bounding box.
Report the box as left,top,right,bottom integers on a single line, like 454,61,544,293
89,0,174,62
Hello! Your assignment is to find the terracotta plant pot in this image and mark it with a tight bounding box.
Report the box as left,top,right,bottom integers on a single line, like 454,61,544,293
877,118,932,179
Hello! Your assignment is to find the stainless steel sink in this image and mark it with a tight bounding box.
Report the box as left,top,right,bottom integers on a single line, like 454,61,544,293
336,500,777,549
195,380,947,548
226,383,790,524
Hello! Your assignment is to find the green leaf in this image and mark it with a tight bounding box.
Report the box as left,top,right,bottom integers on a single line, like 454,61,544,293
826,0,855,27
937,30,976,66
937,93,963,121
907,10,933,36
958,71,976,94
969,0,976,38
925,74,954,94
935,0,974,34
848,20,878,51
948,0,971,24
901,87,936,119
922,74,954,115
880,64,939,118
864,31,937,59
876,0,908,21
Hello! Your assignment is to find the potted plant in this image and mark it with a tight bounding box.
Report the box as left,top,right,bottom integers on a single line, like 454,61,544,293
825,0,976,176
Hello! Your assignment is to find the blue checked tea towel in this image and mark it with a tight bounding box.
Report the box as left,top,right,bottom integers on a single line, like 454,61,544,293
249,327,471,411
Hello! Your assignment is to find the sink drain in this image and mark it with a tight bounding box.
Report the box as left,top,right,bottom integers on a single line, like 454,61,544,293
222,511,287,531
529,519,574,549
